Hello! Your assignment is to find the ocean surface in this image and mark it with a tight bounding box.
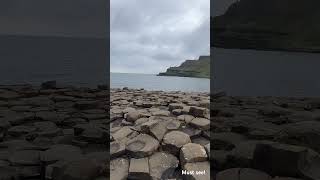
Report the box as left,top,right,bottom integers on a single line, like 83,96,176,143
6,35,320,96
111,73,210,92
0,35,108,87
213,48,320,97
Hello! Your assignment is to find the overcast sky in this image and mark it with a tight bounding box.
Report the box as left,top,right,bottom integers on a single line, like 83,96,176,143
0,0,107,38
111,0,210,74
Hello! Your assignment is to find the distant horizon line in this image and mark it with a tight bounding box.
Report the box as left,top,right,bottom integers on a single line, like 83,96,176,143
111,72,157,75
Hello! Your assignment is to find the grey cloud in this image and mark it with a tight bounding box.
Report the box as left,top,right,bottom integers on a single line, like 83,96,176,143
111,0,210,73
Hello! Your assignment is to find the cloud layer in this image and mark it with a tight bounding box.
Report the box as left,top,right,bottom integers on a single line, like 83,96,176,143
111,0,210,74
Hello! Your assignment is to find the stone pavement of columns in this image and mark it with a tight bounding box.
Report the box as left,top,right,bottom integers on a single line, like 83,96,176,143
212,94,320,180
0,82,109,179
110,87,210,180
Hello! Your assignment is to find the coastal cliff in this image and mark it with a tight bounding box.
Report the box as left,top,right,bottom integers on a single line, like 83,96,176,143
212,0,320,52
158,56,210,78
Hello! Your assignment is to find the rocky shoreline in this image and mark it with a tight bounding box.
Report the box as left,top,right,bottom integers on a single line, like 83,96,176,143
110,88,210,180
212,94,320,180
2,81,320,179
0,81,109,179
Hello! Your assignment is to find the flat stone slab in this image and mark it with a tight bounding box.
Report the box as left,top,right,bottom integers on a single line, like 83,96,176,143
162,131,191,155
180,126,202,138
110,141,126,159
8,125,36,137
180,143,208,165
110,158,129,180
275,121,320,152
253,143,320,179
140,119,158,133
212,150,231,170
134,118,149,131
0,139,41,150
0,119,11,131
52,158,104,180
166,120,181,130
126,134,159,158
62,117,87,127
74,100,99,110
126,110,141,122
0,166,18,179
79,126,108,143
0,90,21,100
40,144,83,164
199,100,209,108
128,158,151,180
189,106,208,118
191,136,210,146
148,120,171,141
182,161,210,180
112,126,134,141
17,165,42,178
168,103,185,111
172,109,182,116
8,150,41,166
35,111,60,123
258,106,291,117
216,168,271,180
151,110,170,116
34,121,62,137
229,140,276,167
177,115,194,124
149,152,179,180
85,151,109,164
190,118,210,131
6,112,35,126
212,132,247,150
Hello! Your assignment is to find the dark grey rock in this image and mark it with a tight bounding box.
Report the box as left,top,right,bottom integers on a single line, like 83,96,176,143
149,152,179,180
40,144,83,164
9,150,41,166
41,81,57,89
189,106,208,118
52,158,104,180
126,134,159,158
216,168,271,180
162,131,191,156
8,125,37,137
180,143,208,165
182,161,210,180
110,158,129,180
190,118,210,131
128,158,151,180
110,141,126,159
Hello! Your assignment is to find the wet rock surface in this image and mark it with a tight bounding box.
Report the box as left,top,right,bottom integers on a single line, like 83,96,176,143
212,94,320,180
111,88,210,179
0,83,109,179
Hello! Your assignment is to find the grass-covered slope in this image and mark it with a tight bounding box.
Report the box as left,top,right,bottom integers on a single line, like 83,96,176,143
158,56,210,78
212,0,320,52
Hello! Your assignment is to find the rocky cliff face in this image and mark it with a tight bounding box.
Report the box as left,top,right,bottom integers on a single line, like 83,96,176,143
212,0,320,52
158,56,210,78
